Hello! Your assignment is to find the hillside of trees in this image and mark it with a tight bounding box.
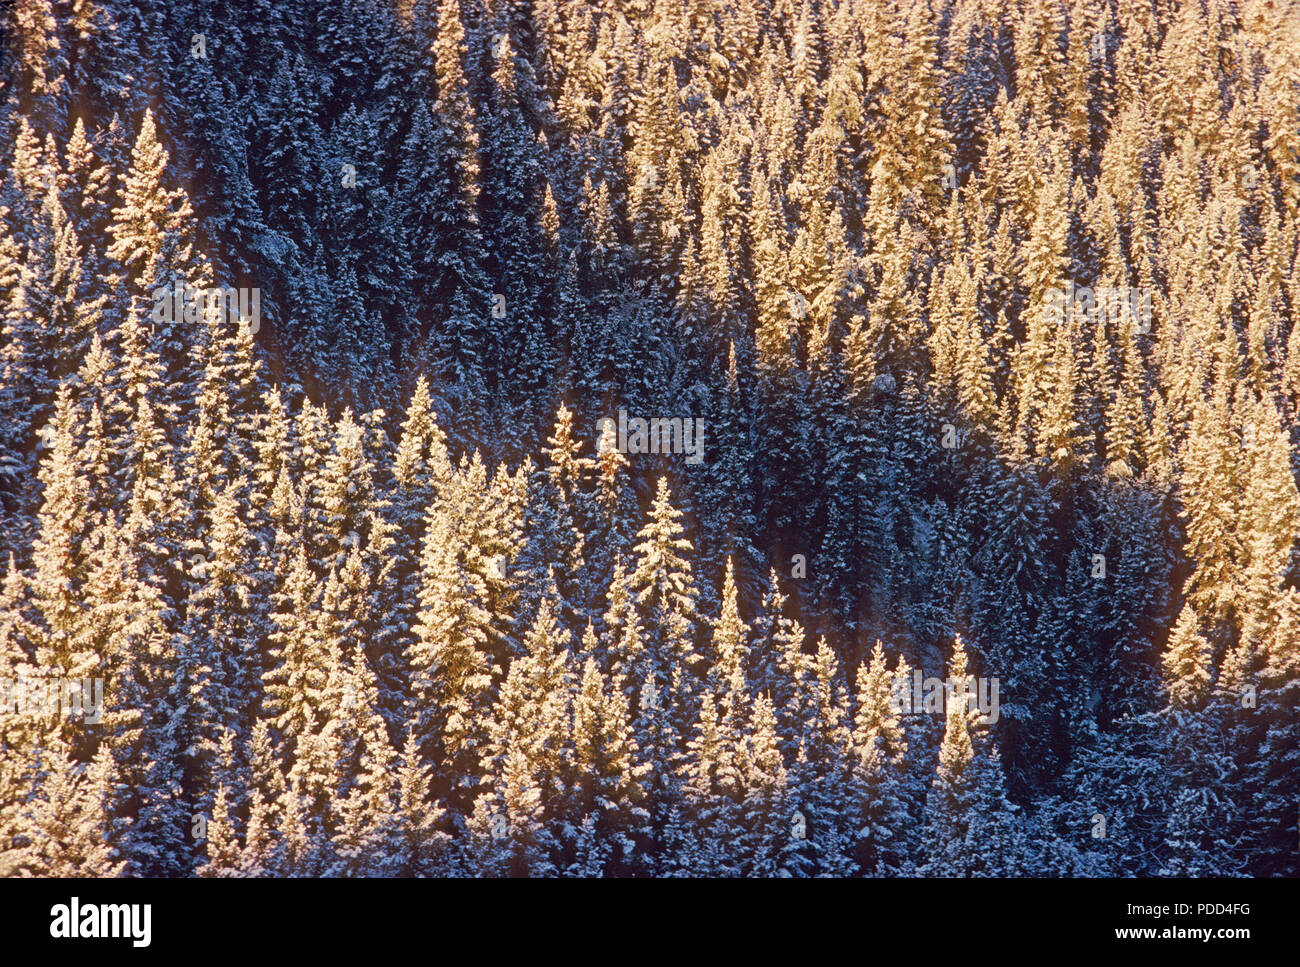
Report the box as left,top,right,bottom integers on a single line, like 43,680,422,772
0,0,1298,877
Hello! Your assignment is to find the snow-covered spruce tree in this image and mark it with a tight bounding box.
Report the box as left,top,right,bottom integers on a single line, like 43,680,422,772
567,655,648,875
1157,604,1241,876
590,418,638,599
517,403,595,623
851,641,911,875
8,739,123,877
104,109,208,422
470,592,573,876
406,496,495,816
922,635,1022,876
629,477,702,696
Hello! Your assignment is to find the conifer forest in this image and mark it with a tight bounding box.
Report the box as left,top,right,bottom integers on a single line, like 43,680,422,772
0,0,1298,879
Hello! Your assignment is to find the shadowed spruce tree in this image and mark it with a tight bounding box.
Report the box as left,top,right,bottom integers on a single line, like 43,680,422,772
923,636,1022,876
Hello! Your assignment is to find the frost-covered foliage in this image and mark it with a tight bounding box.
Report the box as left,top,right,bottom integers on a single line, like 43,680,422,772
1,0,1298,877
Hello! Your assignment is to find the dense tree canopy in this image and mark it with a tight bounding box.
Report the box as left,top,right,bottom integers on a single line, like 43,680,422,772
0,0,1298,877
